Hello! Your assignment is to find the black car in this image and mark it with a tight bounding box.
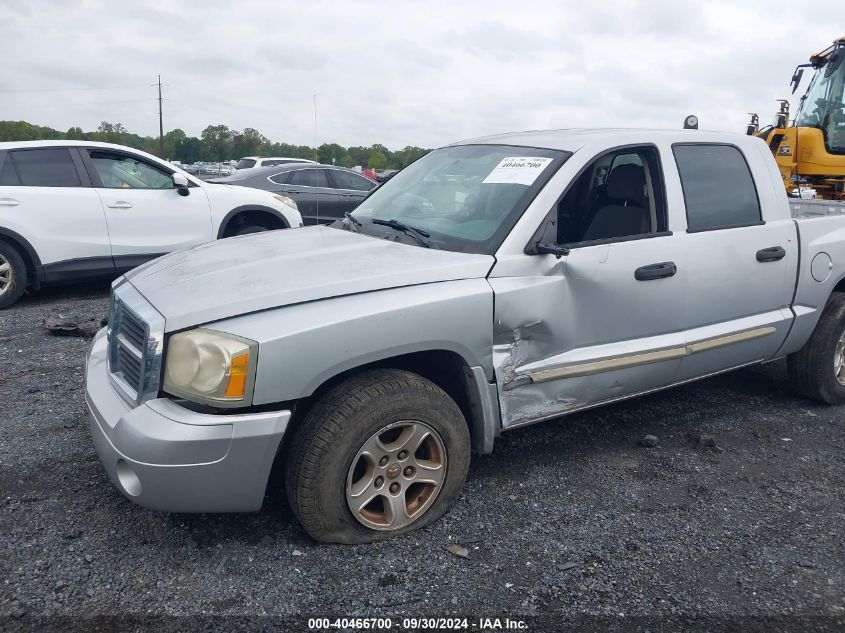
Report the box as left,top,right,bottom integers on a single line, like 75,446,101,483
210,163,377,225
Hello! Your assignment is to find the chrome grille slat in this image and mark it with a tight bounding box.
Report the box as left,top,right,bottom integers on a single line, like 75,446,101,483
107,282,165,406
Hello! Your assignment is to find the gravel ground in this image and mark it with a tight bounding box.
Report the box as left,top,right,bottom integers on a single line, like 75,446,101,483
1,283,844,632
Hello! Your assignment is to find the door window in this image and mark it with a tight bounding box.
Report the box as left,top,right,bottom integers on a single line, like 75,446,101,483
9,148,81,187
288,168,329,188
673,144,761,231
0,156,20,185
88,151,174,189
330,169,376,191
551,146,666,245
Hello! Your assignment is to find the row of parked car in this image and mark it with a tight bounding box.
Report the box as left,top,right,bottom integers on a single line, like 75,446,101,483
0,140,377,307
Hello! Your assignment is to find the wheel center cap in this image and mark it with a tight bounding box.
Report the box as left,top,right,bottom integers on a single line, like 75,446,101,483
386,463,401,479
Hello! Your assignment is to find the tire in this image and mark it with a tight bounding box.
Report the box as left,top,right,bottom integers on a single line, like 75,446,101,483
788,293,845,404
0,239,27,309
233,224,269,236
284,369,471,544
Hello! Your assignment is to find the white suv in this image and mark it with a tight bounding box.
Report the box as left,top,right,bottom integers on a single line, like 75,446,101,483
235,156,317,170
0,141,302,307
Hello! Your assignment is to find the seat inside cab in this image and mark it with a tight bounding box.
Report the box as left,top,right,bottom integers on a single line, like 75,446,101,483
556,148,666,245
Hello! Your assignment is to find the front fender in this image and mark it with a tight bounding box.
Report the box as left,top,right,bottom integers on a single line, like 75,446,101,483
205,185,303,236
207,279,495,404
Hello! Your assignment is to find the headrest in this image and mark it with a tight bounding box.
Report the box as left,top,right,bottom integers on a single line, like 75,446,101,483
607,163,646,204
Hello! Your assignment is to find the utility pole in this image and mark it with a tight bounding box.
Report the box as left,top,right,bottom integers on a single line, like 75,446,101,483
157,75,164,158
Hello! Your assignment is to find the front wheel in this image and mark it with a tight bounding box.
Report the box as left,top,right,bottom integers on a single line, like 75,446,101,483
788,293,845,404
284,369,471,543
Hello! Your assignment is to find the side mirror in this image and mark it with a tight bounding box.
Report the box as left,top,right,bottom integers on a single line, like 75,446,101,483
172,173,190,196
790,67,805,94
534,242,570,258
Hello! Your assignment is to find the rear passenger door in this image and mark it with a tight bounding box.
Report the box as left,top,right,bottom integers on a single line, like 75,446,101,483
0,147,112,280
327,169,377,215
282,168,339,224
670,143,797,381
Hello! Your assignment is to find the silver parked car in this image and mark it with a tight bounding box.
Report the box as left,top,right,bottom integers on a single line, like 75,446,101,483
86,129,845,543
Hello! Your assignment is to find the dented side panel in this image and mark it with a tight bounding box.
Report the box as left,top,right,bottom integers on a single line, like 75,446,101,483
490,236,689,429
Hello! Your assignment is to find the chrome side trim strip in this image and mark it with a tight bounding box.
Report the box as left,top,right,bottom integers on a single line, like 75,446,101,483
685,326,776,353
529,347,686,383
521,326,777,385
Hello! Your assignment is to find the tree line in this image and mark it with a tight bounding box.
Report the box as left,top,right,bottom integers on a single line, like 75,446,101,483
0,120,430,170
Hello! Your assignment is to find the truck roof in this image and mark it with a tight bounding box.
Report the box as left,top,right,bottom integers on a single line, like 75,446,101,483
452,128,762,154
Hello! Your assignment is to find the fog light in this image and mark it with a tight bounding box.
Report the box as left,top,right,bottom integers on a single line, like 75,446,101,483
116,459,142,497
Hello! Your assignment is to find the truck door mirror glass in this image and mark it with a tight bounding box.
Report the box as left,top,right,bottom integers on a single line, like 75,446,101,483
172,173,190,196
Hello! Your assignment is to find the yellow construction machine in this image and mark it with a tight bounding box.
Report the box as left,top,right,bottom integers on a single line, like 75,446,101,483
747,37,845,199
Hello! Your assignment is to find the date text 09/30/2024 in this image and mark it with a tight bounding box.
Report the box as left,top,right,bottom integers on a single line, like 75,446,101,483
307,617,529,630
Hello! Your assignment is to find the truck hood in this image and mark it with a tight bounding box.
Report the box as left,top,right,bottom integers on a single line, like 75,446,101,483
125,225,495,331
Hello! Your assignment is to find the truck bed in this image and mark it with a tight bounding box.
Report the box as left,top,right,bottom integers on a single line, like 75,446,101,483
790,198,845,218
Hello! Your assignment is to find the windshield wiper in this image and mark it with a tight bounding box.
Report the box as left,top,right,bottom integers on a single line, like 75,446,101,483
344,211,361,232
371,218,431,248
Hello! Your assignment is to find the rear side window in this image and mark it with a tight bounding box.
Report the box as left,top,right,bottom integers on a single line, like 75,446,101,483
236,159,256,169
288,169,329,188
9,148,81,187
268,171,290,185
673,144,761,231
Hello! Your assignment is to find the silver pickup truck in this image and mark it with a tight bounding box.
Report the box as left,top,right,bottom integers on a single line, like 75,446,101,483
85,129,845,543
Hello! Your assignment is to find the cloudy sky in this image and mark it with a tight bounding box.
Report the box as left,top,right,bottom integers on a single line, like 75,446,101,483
0,0,837,149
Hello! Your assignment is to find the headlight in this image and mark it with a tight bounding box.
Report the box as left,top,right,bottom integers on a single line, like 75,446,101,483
273,194,298,210
163,329,257,406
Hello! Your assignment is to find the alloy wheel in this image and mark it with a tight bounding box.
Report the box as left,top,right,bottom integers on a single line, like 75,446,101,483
0,254,12,297
346,420,447,531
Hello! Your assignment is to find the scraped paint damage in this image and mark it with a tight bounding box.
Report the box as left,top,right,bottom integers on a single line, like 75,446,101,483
493,316,579,428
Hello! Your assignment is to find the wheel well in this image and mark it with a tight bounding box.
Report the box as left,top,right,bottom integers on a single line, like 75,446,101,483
832,278,845,294
280,350,477,454
0,234,40,289
221,209,287,237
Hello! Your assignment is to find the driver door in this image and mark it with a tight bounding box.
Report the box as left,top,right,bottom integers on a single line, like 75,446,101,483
490,145,689,428
81,148,212,271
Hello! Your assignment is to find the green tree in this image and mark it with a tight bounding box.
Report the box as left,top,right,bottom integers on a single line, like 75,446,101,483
200,124,233,161
367,150,387,170
163,128,187,160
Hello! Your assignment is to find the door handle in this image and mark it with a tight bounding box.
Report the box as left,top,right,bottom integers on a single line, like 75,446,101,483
635,261,677,281
287,190,301,195
0,198,19,206
756,246,786,262
106,201,133,209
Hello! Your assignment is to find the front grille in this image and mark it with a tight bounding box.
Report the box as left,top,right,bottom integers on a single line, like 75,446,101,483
107,281,165,405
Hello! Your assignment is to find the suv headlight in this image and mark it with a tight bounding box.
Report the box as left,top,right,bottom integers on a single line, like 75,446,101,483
163,329,258,406
273,194,298,210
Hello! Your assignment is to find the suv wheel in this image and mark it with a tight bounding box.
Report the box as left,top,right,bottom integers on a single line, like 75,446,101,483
285,369,471,543
0,240,27,309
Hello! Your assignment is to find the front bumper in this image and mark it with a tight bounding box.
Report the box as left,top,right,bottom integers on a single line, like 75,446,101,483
85,328,290,512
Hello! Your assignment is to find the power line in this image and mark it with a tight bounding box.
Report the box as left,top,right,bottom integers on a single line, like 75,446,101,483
0,84,151,95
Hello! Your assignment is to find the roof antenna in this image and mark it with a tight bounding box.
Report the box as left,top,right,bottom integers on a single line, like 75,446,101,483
314,94,319,225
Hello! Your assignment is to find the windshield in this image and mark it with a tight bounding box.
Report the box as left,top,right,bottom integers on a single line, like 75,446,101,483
235,158,256,169
796,46,845,154
349,144,568,254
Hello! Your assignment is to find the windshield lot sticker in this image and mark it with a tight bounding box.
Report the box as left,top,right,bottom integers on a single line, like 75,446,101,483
483,157,553,186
